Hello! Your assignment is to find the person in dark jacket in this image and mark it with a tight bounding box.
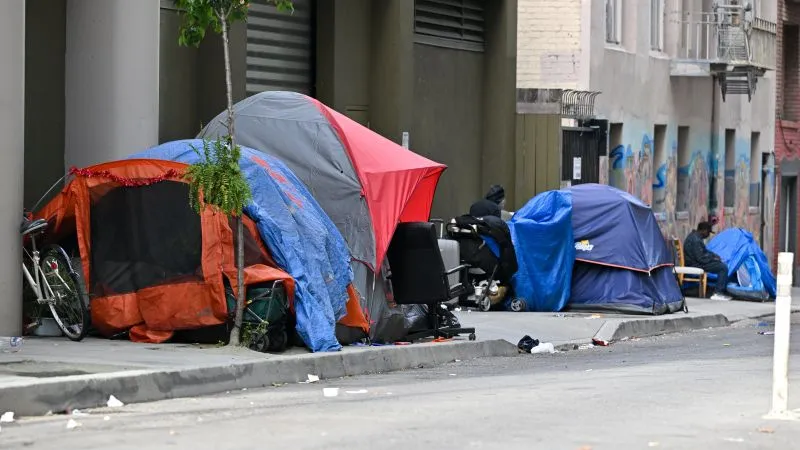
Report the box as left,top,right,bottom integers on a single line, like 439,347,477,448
484,185,513,221
683,221,731,300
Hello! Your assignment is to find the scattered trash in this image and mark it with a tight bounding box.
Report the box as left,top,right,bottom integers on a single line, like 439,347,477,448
454,359,461,362
620,336,630,342
517,335,540,353
66,419,81,430
531,343,556,354
272,382,287,387
588,314,604,319
346,389,368,394
585,369,593,372
386,392,393,395
322,388,339,397
197,417,204,422
107,395,124,408
758,321,769,327
592,338,610,347
723,343,732,347
449,373,457,376
0,412,14,423
169,430,176,436
1,336,23,353
454,307,462,312
103,416,110,421
757,426,775,434
648,442,660,447
250,402,255,406
300,374,320,384
554,313,567,318
759,331,775,336
723,437,744,443
72,409,89,417
241,388,247,391
577,344,595,350
394,341,411,346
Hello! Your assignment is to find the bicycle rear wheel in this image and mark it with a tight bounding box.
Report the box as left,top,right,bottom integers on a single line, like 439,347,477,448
40,246,89,341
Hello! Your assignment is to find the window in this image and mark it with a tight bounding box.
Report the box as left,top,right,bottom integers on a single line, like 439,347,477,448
414,0,486,52
724,129,736,208
782,25,799,121
652,124,667,213
676,126,690,212
650,0,664,51
750,132,762,207
605,0,622,45
609,123,624,188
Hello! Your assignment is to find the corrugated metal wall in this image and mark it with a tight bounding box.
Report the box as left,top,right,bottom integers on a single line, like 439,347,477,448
246,0,315,96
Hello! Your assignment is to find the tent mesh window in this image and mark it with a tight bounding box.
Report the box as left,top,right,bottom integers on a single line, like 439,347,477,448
414,0,486,52
89,181,203,297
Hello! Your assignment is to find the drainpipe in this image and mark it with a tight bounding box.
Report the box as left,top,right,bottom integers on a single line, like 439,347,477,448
709,76,719,219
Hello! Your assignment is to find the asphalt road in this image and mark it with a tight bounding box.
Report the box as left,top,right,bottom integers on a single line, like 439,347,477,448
3,316,800,450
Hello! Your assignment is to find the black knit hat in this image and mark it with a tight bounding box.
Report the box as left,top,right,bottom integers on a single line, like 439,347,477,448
485,184,505,204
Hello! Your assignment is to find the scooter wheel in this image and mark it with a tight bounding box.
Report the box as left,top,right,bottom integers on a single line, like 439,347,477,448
479,297,491,312
468,333,476,341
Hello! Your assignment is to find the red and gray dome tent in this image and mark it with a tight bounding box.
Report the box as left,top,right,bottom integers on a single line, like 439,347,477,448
200,91,446,341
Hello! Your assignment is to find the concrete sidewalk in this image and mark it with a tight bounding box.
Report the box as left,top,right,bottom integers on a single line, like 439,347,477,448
0,292,795,418
455,293,800,349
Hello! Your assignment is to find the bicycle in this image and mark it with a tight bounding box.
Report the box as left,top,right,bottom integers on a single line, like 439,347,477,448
21,211,90,341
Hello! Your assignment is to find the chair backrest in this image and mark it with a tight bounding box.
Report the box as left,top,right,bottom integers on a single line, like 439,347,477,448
387,222,449,305
672,238,685,267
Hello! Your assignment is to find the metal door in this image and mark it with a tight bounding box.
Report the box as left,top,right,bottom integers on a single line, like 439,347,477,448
562,127,601,185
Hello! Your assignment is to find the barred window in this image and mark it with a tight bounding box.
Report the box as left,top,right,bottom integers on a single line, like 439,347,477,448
414,0,486,52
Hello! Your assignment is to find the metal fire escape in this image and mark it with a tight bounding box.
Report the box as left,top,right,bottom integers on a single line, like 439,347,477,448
670,1,777,102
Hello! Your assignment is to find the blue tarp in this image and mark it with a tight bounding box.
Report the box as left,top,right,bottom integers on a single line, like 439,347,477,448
508,190,575,312
129,139,353,352
708,228,776,299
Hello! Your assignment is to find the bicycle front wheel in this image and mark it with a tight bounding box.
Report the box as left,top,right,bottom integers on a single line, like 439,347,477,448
40,246,89,341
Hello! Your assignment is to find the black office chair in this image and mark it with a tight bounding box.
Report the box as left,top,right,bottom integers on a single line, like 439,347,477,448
387,222,476,341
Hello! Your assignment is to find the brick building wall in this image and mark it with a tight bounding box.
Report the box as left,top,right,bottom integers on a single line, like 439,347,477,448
516,0,583,89
775,0,800,271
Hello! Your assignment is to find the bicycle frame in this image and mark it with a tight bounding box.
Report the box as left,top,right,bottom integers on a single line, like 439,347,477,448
22,234,54,304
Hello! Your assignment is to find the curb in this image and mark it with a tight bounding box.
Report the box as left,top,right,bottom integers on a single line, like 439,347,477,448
0,339,518,417
592,313,732,345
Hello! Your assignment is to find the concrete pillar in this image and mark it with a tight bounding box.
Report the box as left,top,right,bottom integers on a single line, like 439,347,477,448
0,0,26,336
369,0,414,144
65,0,160,168
482,0,518,207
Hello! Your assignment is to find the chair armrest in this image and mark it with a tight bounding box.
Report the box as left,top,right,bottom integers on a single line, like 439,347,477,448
445,264,470,275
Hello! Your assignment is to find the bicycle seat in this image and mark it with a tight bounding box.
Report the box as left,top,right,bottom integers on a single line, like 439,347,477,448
20,218,47,236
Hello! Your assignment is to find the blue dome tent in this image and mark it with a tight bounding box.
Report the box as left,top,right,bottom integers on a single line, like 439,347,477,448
509,184,684,314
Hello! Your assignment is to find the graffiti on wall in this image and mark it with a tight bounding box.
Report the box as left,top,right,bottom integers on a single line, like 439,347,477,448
606,129,773,258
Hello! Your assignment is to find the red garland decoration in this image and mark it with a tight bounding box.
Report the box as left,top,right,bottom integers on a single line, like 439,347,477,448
69,166,184,187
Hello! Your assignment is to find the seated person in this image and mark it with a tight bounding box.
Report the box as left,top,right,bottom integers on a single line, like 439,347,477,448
683,221,731,301
484,185,513,221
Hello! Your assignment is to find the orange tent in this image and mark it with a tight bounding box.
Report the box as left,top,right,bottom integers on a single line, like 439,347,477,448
35,159,368,344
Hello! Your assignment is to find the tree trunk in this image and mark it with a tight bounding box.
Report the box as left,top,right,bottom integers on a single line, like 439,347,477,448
220,15,235,139
220,15,246,347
